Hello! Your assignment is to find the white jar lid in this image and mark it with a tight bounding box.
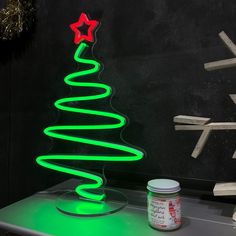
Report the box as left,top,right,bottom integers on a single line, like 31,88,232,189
147,179,180,193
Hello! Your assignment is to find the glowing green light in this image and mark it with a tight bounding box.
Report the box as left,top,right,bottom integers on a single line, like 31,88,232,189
36,42,144,202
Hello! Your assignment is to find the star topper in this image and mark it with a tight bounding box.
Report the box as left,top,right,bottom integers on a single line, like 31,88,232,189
70,13,98,44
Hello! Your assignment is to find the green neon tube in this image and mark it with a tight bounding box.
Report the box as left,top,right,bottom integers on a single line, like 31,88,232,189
36,42,144,201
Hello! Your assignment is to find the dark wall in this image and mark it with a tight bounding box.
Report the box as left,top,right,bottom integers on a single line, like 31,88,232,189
0,0,236,206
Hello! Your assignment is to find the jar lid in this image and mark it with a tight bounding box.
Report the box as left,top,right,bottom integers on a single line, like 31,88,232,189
147,179,180,194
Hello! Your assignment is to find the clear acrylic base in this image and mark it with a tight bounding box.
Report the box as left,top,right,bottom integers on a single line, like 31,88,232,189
56,188,128,217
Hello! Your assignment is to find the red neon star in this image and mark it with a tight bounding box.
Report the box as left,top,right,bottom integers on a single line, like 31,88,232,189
70,13,98,44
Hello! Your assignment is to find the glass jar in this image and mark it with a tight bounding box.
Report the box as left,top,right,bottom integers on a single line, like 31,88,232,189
147,179,181,231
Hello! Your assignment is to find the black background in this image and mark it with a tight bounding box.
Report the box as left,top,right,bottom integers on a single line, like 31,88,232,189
0,0,236,206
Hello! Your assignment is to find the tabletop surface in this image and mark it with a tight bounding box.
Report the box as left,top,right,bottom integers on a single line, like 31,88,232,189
0,179,235,236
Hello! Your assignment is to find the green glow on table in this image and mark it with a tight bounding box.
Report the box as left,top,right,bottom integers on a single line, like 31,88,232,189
36,42,144,202
0,193,160,236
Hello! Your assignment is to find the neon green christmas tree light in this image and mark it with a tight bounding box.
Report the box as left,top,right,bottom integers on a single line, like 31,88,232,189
36,13,144,215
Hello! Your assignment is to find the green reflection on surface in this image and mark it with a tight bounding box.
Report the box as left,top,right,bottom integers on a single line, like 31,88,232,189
0,194,161,236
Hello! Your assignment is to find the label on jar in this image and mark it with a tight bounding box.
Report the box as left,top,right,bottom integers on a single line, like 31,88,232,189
148,195,181,230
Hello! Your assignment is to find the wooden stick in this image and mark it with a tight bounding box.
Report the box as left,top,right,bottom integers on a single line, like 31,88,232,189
219,31,236,56
214,182,236,220
204,31,236,71
175,125,205,131
233,208,236,222
207,122,236,130
175,122,236,131
229,94,236,104
233,150,236,159
173,115,210,125
192,127,211,158
213,182,236,196
175,118,236,158
204,57,236,71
